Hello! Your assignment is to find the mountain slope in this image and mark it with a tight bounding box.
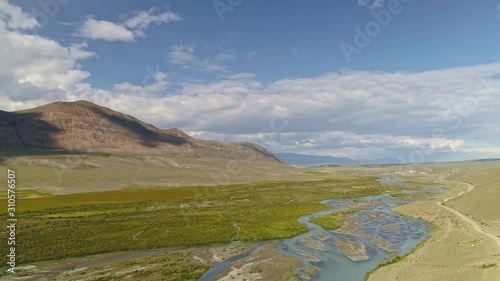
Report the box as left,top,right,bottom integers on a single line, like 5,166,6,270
0,100,283,163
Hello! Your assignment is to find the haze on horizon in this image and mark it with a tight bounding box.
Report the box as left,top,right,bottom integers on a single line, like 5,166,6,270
1,0,500,162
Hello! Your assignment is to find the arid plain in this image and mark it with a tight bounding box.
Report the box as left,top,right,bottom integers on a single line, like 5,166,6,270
367,161,500,281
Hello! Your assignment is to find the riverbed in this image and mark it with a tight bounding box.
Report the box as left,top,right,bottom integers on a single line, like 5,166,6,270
199,175,445,281
278,193,434,281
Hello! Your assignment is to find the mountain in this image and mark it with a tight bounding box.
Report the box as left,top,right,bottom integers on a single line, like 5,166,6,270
0,100,283,163
274,152,358,165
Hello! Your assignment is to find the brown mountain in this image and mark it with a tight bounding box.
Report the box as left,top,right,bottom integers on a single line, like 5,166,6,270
0,100,283,163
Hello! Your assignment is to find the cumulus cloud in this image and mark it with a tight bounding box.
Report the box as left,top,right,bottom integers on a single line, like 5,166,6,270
78,18,135,41
0,0,39,30
78,8,181,41
0,22,94,92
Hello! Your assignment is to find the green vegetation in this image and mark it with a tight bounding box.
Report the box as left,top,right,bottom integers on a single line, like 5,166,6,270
250,265,263,273
381,255,403,266
364,232,432,281
48,251,208,281
0,175,397,264
468,239,480,245
479,263,496,269
303,266,318,277
310,209,358,230
364,255,403,281
389,192,410,198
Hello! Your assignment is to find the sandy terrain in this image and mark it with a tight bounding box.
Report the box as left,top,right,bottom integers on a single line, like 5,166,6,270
215,243,300,281
439,183,500,248
368,168,500,281
334,237,369,261
300,234,328,252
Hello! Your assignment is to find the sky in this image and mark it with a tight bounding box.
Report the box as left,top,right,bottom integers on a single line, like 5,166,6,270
1,0,500,162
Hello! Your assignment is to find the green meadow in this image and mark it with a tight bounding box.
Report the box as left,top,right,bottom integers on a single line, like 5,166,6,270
310,209,359,230
0,175,400,264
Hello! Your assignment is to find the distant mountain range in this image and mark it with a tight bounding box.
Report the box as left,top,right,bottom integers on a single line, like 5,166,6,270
274,153,358,165
273,152,402,166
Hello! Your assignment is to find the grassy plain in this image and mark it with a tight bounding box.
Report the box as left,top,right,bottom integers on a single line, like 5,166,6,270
6,151,497,281
0,171,398,265
310,209,358,230
0,152,311,194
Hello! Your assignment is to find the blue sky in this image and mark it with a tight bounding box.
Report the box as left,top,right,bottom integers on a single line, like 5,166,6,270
1,0,500,162
26,0,500,87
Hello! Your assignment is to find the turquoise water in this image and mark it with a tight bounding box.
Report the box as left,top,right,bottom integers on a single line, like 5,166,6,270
198,242,265,281
199,174,445,281
278,193,436,281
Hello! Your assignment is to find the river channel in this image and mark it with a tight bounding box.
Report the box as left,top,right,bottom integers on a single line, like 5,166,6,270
199,175,445,281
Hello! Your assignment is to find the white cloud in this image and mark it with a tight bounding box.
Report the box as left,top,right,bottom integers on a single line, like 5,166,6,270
100,63,500,160
463,147,500,155
168,44,226,72
396,137,464,151
0,0,39,30
169,44,195,64
114,69,169,94
1,22,94,91
124,8,181,34
78,8,181,41
228,73,256,80
78,18,135,41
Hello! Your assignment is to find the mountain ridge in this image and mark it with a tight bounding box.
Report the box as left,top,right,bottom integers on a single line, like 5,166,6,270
0,100,284,164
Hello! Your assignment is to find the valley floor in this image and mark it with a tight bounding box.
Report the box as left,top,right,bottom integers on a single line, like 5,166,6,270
1,161,499,281
368,163,500,281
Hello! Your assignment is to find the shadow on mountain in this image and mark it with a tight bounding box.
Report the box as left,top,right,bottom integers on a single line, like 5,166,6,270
0,111,60,147
88,107,187,148
0,111,73,159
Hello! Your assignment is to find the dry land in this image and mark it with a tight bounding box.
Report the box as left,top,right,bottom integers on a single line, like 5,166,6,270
367,161,500,281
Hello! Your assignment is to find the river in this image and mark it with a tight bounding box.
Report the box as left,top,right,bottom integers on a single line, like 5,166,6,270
199,175,445,281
